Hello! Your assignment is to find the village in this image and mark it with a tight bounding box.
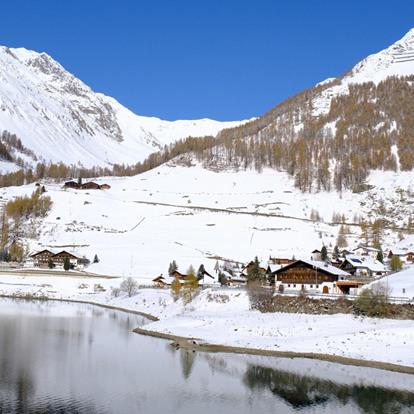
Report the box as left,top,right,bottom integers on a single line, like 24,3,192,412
25,242,413,300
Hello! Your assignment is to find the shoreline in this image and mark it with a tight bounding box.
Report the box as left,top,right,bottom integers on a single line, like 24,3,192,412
134,326,414,375
2,292,414,375
0,294,159,321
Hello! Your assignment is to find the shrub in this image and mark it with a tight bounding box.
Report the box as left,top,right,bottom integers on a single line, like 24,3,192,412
353,283,392,317
111,287,121,297
63,256,70,271
120,277,138,297
390,255,403,272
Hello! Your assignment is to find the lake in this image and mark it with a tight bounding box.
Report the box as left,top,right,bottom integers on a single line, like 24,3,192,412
0,298,413,413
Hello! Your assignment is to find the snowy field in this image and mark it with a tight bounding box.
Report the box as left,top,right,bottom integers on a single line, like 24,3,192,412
0,274,413,369
1,163,412,280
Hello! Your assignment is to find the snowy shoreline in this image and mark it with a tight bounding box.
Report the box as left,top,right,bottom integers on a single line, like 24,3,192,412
0,274,413,374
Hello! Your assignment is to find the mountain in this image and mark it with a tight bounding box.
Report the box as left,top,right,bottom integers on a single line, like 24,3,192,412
191,28,414,193
0,46,243,169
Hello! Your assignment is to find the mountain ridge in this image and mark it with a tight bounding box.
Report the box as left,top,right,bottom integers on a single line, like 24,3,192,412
0,45,244,169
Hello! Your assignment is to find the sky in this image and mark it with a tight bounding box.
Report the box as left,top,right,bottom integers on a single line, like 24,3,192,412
0,0,413,121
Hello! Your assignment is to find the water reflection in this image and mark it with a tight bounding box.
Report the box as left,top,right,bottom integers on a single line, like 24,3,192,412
243,364,414,413
0,298,413,414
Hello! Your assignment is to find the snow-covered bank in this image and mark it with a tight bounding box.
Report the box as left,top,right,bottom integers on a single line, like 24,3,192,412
1,274,413,371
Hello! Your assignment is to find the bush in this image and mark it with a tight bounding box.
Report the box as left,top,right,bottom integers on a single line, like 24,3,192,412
111,287,121,297
390,255,403,272
120,277,138,297
353,283,392,317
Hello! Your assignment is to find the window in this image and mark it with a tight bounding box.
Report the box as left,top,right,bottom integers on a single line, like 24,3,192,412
316,285,319,288
288,284,291,288
310,285,313,288
293,284,296,288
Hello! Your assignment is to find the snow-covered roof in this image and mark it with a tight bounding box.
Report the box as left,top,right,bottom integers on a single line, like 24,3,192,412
274,259,350,277
345,255,386,272
267,264,282,273
353,245,380,253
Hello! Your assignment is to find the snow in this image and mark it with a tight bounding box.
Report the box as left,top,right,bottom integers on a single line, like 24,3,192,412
312,28,414,117
1,163,413,280
0,46,245,168
368,266,414,299
1,275,413,369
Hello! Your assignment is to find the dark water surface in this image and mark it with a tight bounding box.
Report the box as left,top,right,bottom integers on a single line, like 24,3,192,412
0,298,413,414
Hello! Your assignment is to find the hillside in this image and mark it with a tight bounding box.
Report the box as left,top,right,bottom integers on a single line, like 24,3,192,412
1,163,412,278
190,28,414,193
0,46,243,169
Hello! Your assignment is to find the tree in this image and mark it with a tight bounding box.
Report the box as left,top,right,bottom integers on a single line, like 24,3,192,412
333,245,340,260
168,260,178,276
171,278,182,300
63,256,70,271
93,254,99,263
186,264,195,277
77,176,82,186
390,255,403,272
48,258,55,269
120,277,138,297
376,249,384,264
320,245,328,262
247,256,264,284
197,264,206,280
336,225,348,248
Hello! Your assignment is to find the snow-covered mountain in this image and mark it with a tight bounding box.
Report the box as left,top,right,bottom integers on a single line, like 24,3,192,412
313,27,414,116
0,46,243,168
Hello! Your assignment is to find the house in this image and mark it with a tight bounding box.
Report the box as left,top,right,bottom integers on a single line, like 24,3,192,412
52,251,80,268
241,260,268,276
269,259,351,294
80,182,101,190
30,249,54,267
311,250,322,261
352,245,380,260
64,181,80,189
340,255,387,278
170,270,188,280
388,250,414,263
268,257,293,266
153,275,168,287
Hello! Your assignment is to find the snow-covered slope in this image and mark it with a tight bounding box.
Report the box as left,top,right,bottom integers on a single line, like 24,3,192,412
1,163,412,278
0,46,243,167
313,28,414,115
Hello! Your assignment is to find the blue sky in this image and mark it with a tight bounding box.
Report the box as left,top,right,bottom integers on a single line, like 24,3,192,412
1,1,413,121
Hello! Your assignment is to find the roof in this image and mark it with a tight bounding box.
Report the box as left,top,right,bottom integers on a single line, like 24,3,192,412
353,245,380,253
52,250,79,259
267,264,282,273
344,255,386,272
273,259,350,277
30,249,54,257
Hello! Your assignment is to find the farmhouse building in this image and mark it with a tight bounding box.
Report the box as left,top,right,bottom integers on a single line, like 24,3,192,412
30,249,54,267
270,259,351,294
340,256,386,278
52,251,79,267
80,182,101,190
64,181,80,189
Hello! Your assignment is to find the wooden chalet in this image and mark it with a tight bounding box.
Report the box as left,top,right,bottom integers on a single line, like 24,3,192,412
52,251,80,267
152,275,167,287
30,249,54,267
171,270,188,280
268,257,292,266
80,182,101,190
241,260,267,276
270,259,350,294
388,250,414,263
340,256,386,278
64,181,80,189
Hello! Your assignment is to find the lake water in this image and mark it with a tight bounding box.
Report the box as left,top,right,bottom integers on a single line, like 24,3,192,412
0,298,413,414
